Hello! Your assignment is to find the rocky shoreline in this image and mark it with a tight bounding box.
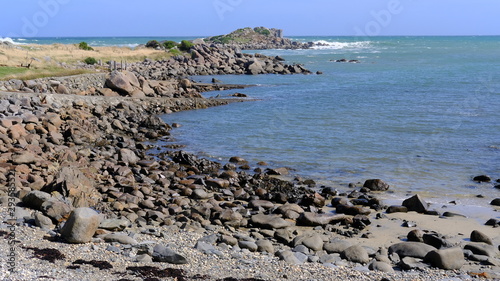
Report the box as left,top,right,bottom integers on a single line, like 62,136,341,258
0,44,499,281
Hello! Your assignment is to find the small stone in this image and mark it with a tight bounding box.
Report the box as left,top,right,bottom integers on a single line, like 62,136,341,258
152,244,188,264
103,233,138,245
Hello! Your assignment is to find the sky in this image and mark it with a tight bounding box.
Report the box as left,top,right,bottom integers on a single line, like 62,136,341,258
1,0,499,38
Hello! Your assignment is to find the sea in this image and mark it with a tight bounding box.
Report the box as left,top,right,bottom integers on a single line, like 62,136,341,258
3,36,500,219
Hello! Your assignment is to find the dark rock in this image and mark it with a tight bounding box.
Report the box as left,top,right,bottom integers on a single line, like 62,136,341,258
490,198,500,206
473,175,491,182
485,218,500,226
407,229,424,242
22,191,52,210
386,205,408,213
424,247,464,270
152,244,188,264
336,204,370,216
442,211,466,218
238,240,258,252
470,230,493,245
402,194,428,213
363,179,389,191
422,233,454,249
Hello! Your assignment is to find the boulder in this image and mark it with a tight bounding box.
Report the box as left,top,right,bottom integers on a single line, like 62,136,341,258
99,218,130,231
402,194,428,213
422,233,453,249
238,241,258,252
103,233,138,245
399,257,430,270
105,70,135,95
470,230,493,245
388,242,437,259
473,175,491,182
276,250,302,264
297,212,347,227
424,247,464,270
246,59,264,75
490,198,500,206
12,151,42,165
293,234,324,252
386,205,408,213
464,242,497,257
152,244,188,264
363,179,390,191
40,199,72,221
34,212,54,230
60,208,101,243
341,245,370,264
250,213,292,229
324,239,352,254
119,148,140,165
369,261,394,273
22,190,52,210
43,166,101,208
256,240,274,254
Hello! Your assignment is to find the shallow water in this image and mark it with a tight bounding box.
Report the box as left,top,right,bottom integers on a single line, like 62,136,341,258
161,36,500,210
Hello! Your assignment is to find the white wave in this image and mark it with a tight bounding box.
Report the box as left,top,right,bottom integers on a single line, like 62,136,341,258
0,37,19,45
311,40,371,50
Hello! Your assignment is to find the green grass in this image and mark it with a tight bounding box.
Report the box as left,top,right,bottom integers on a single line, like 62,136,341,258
0,66,94,81
0,66,29,80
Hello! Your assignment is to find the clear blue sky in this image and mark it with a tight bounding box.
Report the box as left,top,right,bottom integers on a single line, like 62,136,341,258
1,0,499,37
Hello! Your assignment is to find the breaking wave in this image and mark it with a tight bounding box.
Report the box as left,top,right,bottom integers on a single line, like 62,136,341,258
311,40,371,50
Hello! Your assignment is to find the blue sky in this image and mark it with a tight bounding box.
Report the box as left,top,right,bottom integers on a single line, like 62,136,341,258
1,0,499,37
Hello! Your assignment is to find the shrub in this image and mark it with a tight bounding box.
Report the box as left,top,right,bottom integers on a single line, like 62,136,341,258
179,40,194,51
78,42,94,51
163,41,178,49
84,57,97,65
254,27,271,36
145,40,161,49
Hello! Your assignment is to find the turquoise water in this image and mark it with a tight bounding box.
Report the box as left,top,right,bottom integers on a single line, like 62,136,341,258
161,36,500,206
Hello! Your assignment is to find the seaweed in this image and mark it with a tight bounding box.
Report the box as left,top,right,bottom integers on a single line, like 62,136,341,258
23,247,65,263
126,266,187,281
73,259,113,270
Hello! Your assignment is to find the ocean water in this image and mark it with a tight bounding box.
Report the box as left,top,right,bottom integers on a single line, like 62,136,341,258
160,36,500,210
3,35,499,212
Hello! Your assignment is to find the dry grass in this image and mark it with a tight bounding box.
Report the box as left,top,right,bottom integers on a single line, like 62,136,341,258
0,43,176,80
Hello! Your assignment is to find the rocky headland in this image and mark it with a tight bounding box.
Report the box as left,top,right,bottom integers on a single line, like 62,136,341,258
0,35,499,281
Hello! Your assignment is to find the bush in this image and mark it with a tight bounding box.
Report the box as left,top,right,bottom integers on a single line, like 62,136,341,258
179,40,194,51
163,41,178,49
254,27,271,36
84,57,97,65
145,40,161,49
78,42,94,51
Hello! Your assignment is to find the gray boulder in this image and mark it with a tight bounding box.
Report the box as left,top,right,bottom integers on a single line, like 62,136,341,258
400,257,430,270
293,233,324,252
103,233,138,245
388,242,437,259
238,240,258,252
297,212,347,227
464,242,498,257
22,190,52,210
341,245,369,264
324,239,352,254
246,60,264,75
256,240,274,254
402,194,428,213
99,218,130,231
60,208,101,243
34,212,54,230
277,250,302,264
152,244,188,264
470,230,493,245
119,148,140,165
369,261,394,272
424,247,464,270
250,213,292,229
40,199,72,221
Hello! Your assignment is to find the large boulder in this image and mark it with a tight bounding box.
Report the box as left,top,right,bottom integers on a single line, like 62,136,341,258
22,190,52,210
388,242,437,259
402,194,428,213
42,166,101,208
105,70,137,95
341,245,370,264
424,247,464,270
60,208,101,243
246,59,264,75
470,230,493,245
250,214,292,229
297,212,347,227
